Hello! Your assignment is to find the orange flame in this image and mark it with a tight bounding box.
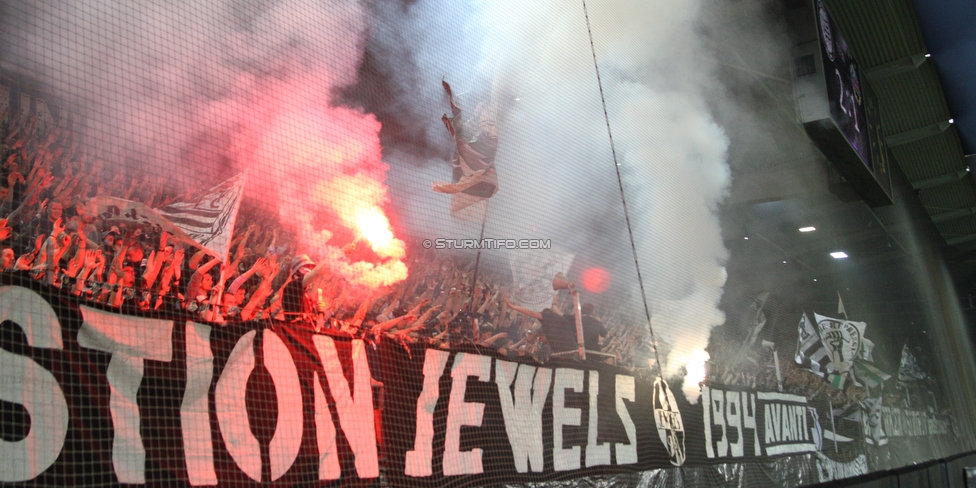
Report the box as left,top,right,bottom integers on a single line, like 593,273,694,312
355,207,403,259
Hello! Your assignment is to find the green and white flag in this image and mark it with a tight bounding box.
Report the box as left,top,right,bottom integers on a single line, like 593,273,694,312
854,359,891,388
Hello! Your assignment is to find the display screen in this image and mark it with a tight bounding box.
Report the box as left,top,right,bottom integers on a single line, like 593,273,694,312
818,0,872,171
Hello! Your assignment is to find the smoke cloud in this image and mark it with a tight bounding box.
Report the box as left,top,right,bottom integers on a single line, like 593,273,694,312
1,0,407,288
367,0,732,400
0,0,780,401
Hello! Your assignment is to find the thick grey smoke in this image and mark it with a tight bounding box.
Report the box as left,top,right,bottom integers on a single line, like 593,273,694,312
3,0,760,401
370,0,732,400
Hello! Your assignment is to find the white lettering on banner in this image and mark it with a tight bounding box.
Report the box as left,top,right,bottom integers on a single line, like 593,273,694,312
78,305,173,484
742,392,760,455
213,331,304,481
405,349,450,477
726,389,743,457
181,322,217,486
314,336,378,478
703,386,727,457
929,416,949,435
0,287,68,482
314,372,341,480
107,355,146,483
411,357,638,476
756,391,815,455
495,361,551,473
763,404,814,453
552,368,584,471
880,407,950,438
0,286,64,349
443,353,491,476
703,386,814,458
215,331,261,480
4,285,658,482
702,386,714,457
816,452,868,482
614,375,638,465
0,347,69,482
586,371,611,467
212,330,304,481
265,331,303,481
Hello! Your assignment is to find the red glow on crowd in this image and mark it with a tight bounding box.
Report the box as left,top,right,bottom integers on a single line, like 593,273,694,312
581,266,611,293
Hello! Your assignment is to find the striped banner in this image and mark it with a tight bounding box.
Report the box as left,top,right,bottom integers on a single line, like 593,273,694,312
854,359,891,388
795,313,831,378
157,172,246,261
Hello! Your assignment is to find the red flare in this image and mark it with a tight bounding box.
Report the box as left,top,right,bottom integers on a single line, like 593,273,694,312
581,267,611,293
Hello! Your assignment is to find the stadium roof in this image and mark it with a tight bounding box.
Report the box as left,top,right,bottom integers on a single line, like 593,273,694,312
825,0,976,254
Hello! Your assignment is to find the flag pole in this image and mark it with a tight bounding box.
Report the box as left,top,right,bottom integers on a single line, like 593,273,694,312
828,396,838,453
467,201,489,316
837,291,848,320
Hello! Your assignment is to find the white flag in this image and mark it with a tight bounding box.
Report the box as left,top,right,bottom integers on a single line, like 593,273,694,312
157,172,246,261
508,247,574,312
898,344,927,382
814,313,866,375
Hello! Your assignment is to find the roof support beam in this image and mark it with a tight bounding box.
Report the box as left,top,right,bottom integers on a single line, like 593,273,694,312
912,169,969,191
947,233,976,247
863,53,928,81
886,120,952,147
931,205,976,223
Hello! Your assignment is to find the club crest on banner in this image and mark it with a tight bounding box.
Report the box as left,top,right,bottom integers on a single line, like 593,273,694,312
652,377,686,466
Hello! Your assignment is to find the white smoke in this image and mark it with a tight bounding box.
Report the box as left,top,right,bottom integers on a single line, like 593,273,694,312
373,0,731,401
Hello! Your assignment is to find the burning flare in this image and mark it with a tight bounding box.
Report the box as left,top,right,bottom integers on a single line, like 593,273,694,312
355,207,403,259
240,77,409,290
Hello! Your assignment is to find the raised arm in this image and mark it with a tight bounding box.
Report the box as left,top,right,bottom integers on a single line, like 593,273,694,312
302,258,331,287
228,257,268,295
502,293,542,320
374,313,417,334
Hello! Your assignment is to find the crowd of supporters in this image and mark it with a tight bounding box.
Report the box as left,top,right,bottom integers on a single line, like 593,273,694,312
0,97,949,420
0,105,644,368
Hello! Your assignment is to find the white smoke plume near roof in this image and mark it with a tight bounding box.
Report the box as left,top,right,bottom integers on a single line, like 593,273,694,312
371,0,730,401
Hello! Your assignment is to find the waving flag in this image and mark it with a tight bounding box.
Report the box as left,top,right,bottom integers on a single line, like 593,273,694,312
815,313,866,376
156,172,246,261
832,402,861,422
727,292,770,369
88,196,203,253
508,247,575,312
860,397,888,446
433,80,498,221
898,344,928,382
795,313,831,378
854,359,891,388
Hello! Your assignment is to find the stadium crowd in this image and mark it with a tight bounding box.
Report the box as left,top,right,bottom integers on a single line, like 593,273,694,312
0,92,948,428
0,104,642,368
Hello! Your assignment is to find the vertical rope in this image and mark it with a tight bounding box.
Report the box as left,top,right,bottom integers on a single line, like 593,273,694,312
580,0,663,373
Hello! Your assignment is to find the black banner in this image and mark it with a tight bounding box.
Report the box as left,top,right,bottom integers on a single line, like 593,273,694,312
0,277,961,486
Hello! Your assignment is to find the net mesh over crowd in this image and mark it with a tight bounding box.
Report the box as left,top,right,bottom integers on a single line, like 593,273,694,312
1,0,975,487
